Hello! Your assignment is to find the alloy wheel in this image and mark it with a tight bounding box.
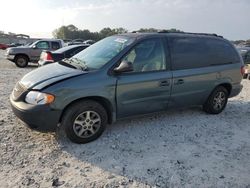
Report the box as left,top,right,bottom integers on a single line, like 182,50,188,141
213,91,226,111
73,111,101,138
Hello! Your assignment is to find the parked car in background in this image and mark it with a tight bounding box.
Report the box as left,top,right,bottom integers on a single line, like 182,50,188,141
67,39,95,46
243,50,250,79
68,39,85,46
83,40,95,45
5,39,64,68
38,44,89,66
237,47,250,79
10,32,244,143
0,43,9,50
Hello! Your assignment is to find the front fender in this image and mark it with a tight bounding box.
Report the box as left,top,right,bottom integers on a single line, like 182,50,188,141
43,72,117,118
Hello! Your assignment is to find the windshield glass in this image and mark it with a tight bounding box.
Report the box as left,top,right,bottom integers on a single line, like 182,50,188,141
27,42,35,47
73,36,135,70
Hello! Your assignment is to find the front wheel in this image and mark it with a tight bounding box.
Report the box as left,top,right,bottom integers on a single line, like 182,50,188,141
203,86,229,114
61,100,108,144
14,55,28,68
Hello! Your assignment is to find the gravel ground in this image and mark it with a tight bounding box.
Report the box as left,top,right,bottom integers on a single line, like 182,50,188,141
0,49,250,188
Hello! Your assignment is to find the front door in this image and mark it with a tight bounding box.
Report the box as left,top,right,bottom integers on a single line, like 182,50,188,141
30,41,50,61
115,38,172,118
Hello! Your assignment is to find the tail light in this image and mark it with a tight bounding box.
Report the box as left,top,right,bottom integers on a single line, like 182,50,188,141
44,52,54,62
241,66,245,76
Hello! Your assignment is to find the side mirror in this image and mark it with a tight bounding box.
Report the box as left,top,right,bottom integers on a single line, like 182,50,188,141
32,45,37,49
114,60,133,73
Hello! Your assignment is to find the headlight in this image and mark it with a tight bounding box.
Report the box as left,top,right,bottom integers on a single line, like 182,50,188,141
7,48,13,54
25,91,55,105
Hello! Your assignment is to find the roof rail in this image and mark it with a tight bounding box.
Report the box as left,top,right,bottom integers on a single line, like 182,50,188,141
157,31,223,38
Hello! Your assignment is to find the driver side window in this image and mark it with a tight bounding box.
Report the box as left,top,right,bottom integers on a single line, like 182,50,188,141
36,41,49,49
122,38,166,72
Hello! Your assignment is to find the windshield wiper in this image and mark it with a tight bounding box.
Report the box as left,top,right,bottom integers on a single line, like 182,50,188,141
71,57,88,71
61,58,88,71
59,59,77,69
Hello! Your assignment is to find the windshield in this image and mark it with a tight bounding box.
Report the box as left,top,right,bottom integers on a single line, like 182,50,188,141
72,36,135,70
26,42,35,47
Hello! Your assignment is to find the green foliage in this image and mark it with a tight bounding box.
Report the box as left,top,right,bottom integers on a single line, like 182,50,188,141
52,25,183,41
52,25,128,41
136,28,159,33
136,28,183,33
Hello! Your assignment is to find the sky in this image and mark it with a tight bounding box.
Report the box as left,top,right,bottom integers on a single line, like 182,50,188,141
0,0,250,40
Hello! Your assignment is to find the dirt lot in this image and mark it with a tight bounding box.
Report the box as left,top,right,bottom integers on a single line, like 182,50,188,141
0,49,250,187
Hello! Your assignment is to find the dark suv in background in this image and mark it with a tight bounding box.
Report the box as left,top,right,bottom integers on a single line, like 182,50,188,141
10,32,244,143
5,39,64,67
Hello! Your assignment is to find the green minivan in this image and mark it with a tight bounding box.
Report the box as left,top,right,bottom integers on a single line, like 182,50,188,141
10,32,244,143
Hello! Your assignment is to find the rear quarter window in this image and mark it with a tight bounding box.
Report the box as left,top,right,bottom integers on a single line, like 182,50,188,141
51,42,61,50
170,36,239,70
205,39,239,65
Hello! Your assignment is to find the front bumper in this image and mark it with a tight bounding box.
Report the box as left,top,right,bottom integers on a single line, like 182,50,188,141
10,95,61,132
5,54,15,61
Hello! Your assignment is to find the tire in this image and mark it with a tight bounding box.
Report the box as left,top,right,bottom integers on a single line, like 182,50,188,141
14,55,28,68
203,86,229,114
61,100,108,144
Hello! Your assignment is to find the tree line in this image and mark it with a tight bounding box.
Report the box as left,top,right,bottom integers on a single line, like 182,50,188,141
52,25,182,41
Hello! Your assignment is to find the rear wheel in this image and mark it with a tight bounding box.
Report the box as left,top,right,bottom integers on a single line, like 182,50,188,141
203,86,229,114
14,55,28,68
61,100,108,144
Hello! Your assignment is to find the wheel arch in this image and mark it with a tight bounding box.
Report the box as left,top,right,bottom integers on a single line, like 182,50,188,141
217,82,232,95
59,96,114,124
14,53,30,62
204,82,232,104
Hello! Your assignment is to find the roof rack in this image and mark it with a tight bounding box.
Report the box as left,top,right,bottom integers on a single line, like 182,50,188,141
157,31,223,38
130,30,223,38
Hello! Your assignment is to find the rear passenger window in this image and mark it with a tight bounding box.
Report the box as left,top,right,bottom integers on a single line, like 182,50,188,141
170,37,209,70
73,47,86,55
170,37,239,70
65,47,85,58
65,48,76,58
51,42,60,50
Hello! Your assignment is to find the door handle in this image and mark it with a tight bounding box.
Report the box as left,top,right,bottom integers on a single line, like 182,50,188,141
159,80,170,87
174,79,184,85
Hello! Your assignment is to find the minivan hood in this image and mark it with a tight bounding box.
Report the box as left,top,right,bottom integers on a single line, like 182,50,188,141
20,63,86,90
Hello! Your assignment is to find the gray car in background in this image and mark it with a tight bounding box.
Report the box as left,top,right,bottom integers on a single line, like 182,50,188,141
5,39,64,67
